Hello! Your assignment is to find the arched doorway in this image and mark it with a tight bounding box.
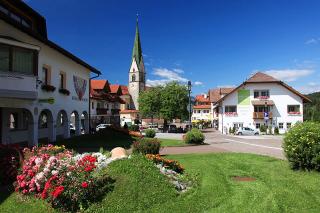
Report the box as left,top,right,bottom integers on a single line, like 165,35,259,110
70,111,80,136
81,111,89,134
38,109,54,143
56,110,69,139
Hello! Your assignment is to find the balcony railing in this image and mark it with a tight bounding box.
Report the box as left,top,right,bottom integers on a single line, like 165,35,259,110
96,108,109,115
253,112,273,119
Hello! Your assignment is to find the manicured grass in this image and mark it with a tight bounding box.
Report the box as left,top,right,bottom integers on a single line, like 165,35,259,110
2,153,320,212
159,138,187,147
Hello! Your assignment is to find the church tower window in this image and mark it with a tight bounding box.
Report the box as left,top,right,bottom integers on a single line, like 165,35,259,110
132,74,136,82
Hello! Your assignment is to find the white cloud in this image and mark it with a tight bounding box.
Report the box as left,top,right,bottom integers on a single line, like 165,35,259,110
173,68,184,74
153,68,188,82
305,38,320,45
263,69,314,82
297,82,320,94
146,79,170,87
194,81,203,86
217,85,236,88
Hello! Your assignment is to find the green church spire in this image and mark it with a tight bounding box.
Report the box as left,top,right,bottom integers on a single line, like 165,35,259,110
132,15,143,66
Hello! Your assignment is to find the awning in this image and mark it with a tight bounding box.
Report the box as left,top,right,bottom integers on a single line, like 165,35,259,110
251,100,275,106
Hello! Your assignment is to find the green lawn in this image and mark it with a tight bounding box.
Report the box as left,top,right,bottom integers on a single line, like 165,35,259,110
159,138,187,147
2,153,320,212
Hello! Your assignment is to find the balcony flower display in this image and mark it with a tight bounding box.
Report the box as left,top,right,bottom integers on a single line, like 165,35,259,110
288,111,301,115
41,84,56,92
258,96,269,99
225,112,238,116
58,88,70,96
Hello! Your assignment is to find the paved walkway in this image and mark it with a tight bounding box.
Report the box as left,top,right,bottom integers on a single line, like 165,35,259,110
160,129,285,159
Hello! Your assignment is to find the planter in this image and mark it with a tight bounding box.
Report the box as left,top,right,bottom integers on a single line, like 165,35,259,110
41,84,56,92
59,88,70,96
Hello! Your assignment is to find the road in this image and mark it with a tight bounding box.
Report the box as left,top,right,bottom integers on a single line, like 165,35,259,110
159,129,285,159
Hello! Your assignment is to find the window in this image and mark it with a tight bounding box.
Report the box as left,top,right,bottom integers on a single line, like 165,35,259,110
59,72,66,89
287,105,300,114
225,105,237,113
97,102,101,108
42,66,50,85
57,112,65,127
0,44,36,75
132,74,136,82
254,106,270,112
254,90,269,99
279,123,283,129
91,102,94,109
39,112,48,128
9,113,18,130
286,122,291,129
0,4,32,29
256,123,260,129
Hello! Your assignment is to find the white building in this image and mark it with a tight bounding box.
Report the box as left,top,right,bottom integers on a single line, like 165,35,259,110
0,0,100,146
215,72,311,134
192,94,211,122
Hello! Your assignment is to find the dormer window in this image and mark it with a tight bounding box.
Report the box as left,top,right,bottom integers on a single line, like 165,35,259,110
254,90,269,99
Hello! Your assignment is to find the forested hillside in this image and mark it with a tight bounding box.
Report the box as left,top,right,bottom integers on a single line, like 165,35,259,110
304,92,320,121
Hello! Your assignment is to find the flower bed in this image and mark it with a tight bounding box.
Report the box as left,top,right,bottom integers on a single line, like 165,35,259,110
15,145,115,211
146,154,192,192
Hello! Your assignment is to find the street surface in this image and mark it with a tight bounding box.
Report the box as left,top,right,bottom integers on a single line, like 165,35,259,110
159,129,285,159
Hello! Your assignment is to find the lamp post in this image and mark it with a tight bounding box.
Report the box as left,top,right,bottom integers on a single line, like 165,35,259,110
187,81,192,131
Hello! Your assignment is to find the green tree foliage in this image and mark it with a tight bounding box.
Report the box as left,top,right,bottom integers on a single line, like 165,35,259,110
138,87,162,119
304,92,320,121
139,82,189,121
159,82,189,121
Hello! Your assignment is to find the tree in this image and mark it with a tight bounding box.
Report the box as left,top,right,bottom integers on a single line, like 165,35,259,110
304,92,320,121
139,82,189,125
138,86,162,123
159,82,189,121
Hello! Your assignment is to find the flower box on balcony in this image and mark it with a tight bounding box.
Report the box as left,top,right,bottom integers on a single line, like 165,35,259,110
225,112,238,116
41,84,56,92
288,111,301,115
59,88,70,96
258,96,269,99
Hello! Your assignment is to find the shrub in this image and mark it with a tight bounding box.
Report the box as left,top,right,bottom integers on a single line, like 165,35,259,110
259,125,267,133
146,154,184,173
128,124,139,132
274,126,279,135
132,138,161,154
0,144,23,185
283,122,320,171
145,129,156,138
184,128,205,144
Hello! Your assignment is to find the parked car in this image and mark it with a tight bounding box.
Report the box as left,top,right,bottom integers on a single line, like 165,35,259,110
96,124,111,132
236,127,259,135
167,124,177,133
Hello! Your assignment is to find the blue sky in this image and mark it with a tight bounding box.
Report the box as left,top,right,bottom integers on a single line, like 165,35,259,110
26,0,320,95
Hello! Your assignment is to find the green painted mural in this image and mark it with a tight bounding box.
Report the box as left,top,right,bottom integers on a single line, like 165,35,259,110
238,89,250,105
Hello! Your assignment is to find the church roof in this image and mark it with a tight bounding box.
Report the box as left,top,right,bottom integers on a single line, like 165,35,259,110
132,19,143,66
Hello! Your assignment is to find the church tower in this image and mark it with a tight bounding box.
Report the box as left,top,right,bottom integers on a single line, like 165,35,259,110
128,17,145,110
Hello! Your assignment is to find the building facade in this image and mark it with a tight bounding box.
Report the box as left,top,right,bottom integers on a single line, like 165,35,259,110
215,72,311,134
0,0,100,146
90,80,124,127
192,94,212,122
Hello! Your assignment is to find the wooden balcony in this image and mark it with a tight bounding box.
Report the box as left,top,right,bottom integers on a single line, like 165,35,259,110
253,112,273,119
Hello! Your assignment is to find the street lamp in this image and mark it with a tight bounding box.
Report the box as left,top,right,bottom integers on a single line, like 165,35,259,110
187,81,192,131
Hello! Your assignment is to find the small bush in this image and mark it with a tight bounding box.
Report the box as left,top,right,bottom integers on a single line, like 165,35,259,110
274,127,279,135
128,124,139,132
145,129,156,138
259,125,267,133
132,138,161,154
268,126,273,135
283,122,320,171
146,154,184,173
0,144,22,185
184,128,205,144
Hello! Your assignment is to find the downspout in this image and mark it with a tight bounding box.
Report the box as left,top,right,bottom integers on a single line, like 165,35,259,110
89,72,100,134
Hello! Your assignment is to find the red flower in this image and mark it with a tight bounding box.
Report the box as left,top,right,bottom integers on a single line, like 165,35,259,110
81,182,88,188
51,186,64,199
